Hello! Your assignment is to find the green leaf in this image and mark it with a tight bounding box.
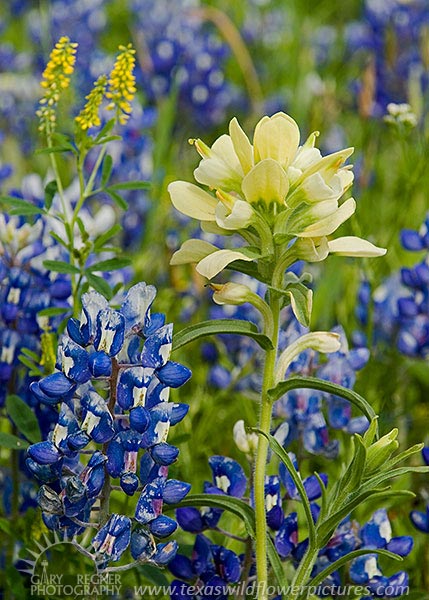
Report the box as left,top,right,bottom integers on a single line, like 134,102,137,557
86,257,131,272
37,306,70,317
94,135,122,146
0,196,45,216
44,180,58,211
268,376,377,433
284,284,313,326
49,231,70,250
308,548,402,588
101,155,113,187
6,395,41,443
105,189,128,210
93,224,122,251
225,259,267,282
168,493,287,588
258,430,317,548
94,119,115,141
0,432,29,450
36,145,74,155
172,319,273,352
107,181,150,191
43,260,80,275
168,493,256,538
86,273,113,299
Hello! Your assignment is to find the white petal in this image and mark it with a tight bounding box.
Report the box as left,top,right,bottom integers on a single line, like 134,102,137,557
215,200,254,230
196,249,255,279
168,181,218,221
298,198,356,238
170,239,218,265
194,135,243,191
241,159,289,205
328,236,387,257
229,117,254,174
253,112,300,168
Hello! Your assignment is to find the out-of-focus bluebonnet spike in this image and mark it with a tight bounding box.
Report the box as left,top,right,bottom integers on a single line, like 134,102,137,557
176,507,204,533
169,554,194,580
275,512,298,558
410,506,429,533
401,229,424,251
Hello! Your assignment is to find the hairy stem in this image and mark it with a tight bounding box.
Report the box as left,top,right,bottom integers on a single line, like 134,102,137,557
253,292,281,600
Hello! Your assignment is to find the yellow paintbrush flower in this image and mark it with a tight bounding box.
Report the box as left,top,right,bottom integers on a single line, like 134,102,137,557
169,112,386,281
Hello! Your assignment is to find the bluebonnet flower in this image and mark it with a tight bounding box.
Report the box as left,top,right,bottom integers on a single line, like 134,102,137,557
355,213,429,358
345,0,429,118
169,533,242,600
410,446,429,533
349,509,413,599
27,282,191,567
0,212,71,430
176,456,247,534
130,0,238,127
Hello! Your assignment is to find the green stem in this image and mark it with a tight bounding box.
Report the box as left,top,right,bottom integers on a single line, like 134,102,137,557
253,292,281,600
290,544,319,600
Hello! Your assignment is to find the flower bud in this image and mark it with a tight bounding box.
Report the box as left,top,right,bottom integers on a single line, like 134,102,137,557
233,420,258,455
366,429,399,474
211,282,254,306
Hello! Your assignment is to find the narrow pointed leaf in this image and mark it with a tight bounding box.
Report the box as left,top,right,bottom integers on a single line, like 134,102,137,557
172,319,273,352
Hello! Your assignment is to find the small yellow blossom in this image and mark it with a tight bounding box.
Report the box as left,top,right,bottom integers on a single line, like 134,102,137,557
75,75,108,131
37,36,78,132
106,43,137,125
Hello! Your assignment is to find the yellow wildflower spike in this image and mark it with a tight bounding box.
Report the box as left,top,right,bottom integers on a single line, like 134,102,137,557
36,36,78,133
106,43,137,125
75,74,108,131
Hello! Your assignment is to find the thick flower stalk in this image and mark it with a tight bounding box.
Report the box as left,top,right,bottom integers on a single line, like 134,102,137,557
168,112,386,598
26,283,191,568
